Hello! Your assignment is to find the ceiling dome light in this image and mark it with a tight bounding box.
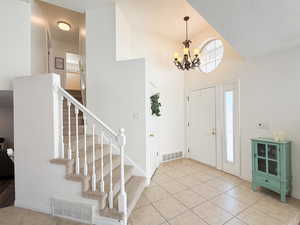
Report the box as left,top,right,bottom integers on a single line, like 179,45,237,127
57,21,71,31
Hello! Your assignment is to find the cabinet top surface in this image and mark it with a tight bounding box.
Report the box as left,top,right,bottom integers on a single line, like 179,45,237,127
251,137,291,144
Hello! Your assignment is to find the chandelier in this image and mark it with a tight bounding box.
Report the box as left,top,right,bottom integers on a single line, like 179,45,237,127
173,16,200,71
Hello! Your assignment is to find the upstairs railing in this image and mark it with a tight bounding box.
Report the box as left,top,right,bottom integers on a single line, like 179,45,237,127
56,87,128,218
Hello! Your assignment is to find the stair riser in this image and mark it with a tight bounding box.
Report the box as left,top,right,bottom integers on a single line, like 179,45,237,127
103,168,133,209
82,158,121,195
65,149,104,169
64,127,85,135
63,122,85,130
63,136,99,147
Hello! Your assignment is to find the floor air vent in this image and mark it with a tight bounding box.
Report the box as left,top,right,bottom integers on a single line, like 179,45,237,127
51,198,94,224
162,151,183,162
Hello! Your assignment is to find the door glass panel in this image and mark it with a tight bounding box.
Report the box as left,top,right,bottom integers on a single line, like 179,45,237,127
257,158,266,172
268,160,278,176
224,91,234,163
268,145,278,160
257,144,266,157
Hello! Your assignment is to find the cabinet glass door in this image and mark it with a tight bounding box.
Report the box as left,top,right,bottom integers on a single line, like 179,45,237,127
267,144,279,176
256,143,267,173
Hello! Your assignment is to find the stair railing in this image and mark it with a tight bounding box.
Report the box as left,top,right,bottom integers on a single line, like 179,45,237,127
56,87,128,218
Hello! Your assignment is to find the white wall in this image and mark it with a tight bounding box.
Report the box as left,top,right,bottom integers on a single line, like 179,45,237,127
240,46,300,199
0,0,31,90
86,3,147,173
184,26,300,199
116,4,185,172
184,27,244,171
14,74,99,215
0,107,14,147
31,0,48,75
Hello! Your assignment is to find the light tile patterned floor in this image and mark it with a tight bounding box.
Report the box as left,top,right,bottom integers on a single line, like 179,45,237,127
0,159,300,225
0,206,87,225
129,159,300,225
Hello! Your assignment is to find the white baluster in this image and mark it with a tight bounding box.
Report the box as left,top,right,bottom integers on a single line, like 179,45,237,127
67,100,72,160
99,131,105,192
91,124,96,192
118,128,127,216
108,138,113,208
60,96,64,159
75,108,80,175
83,117,88,176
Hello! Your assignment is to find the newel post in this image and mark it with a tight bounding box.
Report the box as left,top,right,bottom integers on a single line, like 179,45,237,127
118,128,128,219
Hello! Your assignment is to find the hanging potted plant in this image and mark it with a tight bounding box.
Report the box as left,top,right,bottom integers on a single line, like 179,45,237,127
150,93,161,117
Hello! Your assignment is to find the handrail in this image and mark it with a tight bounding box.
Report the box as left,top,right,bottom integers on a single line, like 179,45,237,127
56,86,127,218
57,87,118,138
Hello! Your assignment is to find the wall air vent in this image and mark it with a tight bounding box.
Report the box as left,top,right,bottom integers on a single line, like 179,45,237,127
51,198,94,224
162,151,183,162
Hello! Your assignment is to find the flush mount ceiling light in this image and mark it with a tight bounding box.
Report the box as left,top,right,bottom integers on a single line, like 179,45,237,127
173,16,200,71
57,21,71,31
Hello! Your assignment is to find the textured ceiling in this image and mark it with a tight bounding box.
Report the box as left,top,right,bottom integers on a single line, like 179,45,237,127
41,0,209,42
188,0,300,57
116,0,209,41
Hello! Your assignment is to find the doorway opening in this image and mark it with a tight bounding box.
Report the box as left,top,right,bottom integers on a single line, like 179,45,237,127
65,53,81,90
31,0,86,102
0,91,14,208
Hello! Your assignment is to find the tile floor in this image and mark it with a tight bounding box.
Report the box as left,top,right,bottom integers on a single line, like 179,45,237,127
0,206,87,225
0,158,300,225
129,159,300,225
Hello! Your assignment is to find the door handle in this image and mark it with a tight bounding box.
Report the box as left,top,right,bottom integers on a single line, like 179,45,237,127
149,134,155,137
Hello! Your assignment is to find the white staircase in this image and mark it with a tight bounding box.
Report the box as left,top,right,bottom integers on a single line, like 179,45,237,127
51,88,146,224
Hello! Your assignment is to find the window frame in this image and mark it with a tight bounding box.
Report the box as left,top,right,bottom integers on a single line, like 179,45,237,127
199,39,224,73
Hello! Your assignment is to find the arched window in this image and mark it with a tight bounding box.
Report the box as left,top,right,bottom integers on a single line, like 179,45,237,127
200,39,224,73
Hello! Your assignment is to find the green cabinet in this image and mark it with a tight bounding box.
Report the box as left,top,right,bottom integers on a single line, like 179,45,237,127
251,138,291,202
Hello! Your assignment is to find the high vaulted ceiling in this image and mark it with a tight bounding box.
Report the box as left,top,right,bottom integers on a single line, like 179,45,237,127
116,0,209,42
187,0,300,57
41,0,209,42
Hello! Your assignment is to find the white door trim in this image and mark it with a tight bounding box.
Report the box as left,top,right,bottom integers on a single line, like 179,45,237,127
186,80,241,177
187,86,217,167
220,81,241,177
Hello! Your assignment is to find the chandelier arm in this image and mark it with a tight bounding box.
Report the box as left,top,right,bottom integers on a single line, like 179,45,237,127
186,19,188,41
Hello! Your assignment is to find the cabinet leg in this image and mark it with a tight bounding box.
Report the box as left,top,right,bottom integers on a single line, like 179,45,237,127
280,192,287,203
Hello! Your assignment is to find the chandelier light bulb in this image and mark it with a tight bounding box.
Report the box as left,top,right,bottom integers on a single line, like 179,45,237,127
183,48,189,55
173,52,179,59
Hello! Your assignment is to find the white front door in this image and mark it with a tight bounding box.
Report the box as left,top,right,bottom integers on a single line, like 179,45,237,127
222,83,240,176
189,87,217,167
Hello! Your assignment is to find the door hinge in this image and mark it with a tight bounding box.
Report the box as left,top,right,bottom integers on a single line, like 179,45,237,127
156,152,159,156
187,148,190,153
187,96,190,102
187,122,190,127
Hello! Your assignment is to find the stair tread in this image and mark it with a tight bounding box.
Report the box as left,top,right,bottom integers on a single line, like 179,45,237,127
84,165,133,198
85,154,120,176
123,176,146,216
103,176,146,220
103,165,134,194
